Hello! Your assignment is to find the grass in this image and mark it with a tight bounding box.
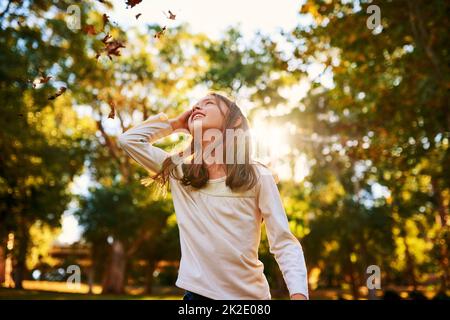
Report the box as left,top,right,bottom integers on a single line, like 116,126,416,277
2,281,445,300
0,281,184,300
0,288,183,300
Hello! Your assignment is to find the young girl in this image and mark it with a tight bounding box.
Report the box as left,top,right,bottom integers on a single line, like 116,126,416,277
118,92,308,300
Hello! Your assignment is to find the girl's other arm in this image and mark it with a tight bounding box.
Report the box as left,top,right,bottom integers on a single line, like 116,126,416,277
256,169,309,300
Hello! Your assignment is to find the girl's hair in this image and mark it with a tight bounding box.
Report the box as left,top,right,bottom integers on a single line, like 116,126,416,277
152,91,258,191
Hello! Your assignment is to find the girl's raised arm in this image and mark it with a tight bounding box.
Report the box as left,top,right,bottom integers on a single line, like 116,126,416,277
118,113,174,174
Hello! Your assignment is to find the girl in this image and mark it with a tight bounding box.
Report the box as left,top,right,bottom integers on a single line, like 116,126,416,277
118,92,308,300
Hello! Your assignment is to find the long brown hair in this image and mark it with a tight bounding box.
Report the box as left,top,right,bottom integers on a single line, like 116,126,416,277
152,92,258,191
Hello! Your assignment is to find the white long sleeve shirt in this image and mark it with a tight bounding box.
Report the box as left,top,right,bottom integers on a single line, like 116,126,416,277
118,112,309,300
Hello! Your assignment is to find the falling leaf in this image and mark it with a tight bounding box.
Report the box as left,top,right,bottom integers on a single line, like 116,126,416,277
48,87,67,100
108,100,116,119
126,0,142,8
135,13,142,20
163,10,176,20
83,24,97,35
154,26,167,39
105,40,126,60
102,33,112,44
30,73,52,88
102,13,110,30
96,34,125,61
39,74,52,84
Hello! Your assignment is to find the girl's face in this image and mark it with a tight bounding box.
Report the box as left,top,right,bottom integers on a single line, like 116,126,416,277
187,95,227,134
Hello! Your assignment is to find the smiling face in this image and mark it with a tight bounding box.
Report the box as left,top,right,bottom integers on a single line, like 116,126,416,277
155,92,258,191
187,94,228,134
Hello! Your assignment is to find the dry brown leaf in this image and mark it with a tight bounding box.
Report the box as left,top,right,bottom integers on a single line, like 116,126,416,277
83,24,97,35
154,26,167,39
126,0,142,8
48,87,67,100
102,13,110,30
164,10,176,20
108,100,116,119
39,74,52,84
105,40,126,60
102,33,112,44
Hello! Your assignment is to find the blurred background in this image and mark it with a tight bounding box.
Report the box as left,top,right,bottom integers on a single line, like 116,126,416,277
0,0,449,300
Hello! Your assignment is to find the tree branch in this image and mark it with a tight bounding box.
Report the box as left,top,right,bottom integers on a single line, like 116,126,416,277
407,1,442,81
96,115,120,161
0,0,12,20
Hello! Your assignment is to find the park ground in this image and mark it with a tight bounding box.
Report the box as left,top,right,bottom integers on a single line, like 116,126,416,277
1,281,445,300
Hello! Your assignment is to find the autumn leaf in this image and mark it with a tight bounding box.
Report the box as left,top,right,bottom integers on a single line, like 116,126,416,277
48,87,67,100
102,13,110,30
105,40,126,60
96,34,125,61
108,100,116,119
154,26,167,39
102,33,112,44
39,74,52,84
126,0,142,8
163,10,176,20
83,24,97,35
30,72,52,88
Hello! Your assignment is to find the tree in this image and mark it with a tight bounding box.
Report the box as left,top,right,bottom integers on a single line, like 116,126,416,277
286,0,449,293
0,0,95,287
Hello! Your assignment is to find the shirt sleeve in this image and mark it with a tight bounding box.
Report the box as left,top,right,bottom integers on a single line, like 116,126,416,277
117,112,174,174
256,170,309,299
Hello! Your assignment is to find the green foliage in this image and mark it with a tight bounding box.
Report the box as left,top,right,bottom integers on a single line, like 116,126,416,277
1,0,448,297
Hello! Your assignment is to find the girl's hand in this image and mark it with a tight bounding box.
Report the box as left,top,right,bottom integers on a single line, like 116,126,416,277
291,293,308,300
169,109,193,133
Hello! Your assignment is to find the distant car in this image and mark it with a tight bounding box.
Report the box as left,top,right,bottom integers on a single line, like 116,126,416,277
41,269,66,282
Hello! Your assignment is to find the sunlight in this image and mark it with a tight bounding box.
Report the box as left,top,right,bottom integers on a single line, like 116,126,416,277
57,214,82,245
109,0,303,40
250,116,310,182
251,119,292,181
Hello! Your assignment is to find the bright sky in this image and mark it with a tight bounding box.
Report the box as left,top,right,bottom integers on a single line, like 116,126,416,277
58,0,308,244
108,0,303,40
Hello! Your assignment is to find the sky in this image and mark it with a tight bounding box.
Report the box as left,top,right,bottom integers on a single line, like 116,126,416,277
107,0,304,40
57,0,308,244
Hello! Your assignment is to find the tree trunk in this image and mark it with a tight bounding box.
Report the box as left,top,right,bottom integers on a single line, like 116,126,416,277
348,257,359,300
0,239,5,284
431,178,449,291
13,223,30,290
403,236,418,291
101,240,126,294
145,260,156,295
